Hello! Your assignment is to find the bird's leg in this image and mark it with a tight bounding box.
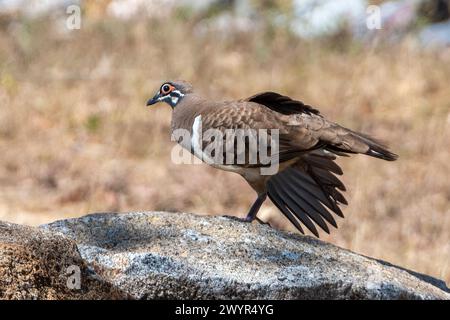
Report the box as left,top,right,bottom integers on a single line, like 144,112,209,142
223,193,267,223
245,192,267,222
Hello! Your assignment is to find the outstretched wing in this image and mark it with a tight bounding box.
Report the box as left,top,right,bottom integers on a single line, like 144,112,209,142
267,150,347,237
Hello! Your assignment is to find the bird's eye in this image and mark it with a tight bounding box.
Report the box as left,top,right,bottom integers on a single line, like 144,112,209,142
161,84,172,94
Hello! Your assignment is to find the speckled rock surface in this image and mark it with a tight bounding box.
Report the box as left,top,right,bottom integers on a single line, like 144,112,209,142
0,221,127,299
41,211,450,300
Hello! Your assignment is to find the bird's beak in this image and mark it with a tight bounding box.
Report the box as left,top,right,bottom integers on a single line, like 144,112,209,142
146,92,161,106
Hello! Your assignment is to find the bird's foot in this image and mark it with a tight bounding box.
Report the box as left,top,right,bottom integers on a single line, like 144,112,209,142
222,215,271,227
255,217,271,226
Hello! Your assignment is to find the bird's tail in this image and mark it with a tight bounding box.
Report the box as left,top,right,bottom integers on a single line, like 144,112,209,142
324,127,398,161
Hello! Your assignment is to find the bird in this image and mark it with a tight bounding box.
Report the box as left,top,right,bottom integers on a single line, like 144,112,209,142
146,80,398,237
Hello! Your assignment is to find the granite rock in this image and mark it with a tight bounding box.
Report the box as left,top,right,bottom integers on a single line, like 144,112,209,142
38,211,450,300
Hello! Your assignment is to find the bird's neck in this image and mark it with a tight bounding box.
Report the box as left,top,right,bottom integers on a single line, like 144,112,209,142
171,94,211,133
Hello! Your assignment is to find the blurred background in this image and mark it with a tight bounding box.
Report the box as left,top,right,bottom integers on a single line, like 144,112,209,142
0,0,449,283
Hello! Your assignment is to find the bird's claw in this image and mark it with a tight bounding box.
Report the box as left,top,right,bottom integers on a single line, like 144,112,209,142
255,217,270,226
222,215,270,227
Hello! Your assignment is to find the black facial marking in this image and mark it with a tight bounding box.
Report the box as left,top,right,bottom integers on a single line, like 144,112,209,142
163,90,184,108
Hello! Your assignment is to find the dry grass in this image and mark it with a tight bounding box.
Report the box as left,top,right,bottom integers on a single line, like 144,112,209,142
0,14,449,284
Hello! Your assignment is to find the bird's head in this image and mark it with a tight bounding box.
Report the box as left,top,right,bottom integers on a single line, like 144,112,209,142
146,80,193,108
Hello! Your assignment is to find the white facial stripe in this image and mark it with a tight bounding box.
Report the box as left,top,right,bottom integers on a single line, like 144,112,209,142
172,90,184,97
168,89,184,106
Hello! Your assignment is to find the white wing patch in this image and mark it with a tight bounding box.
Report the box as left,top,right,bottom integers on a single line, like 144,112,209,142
190,114,243,172
191,115,203,160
